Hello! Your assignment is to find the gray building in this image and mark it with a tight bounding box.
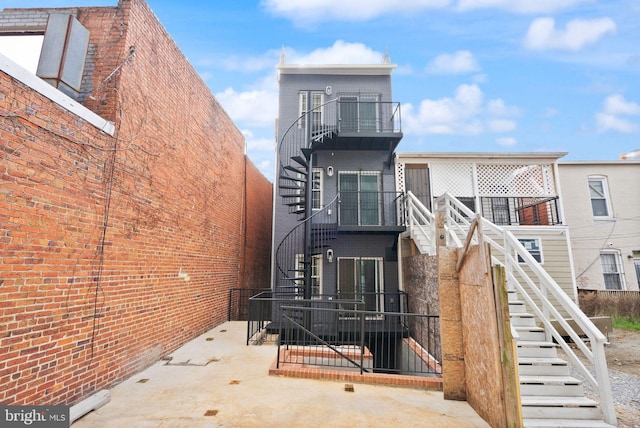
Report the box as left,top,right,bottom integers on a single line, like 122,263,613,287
271,58,404,312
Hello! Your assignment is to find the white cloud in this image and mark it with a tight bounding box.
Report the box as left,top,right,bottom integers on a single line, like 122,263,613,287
603,94,640,116
262,0,451,23
496,137,517,147
242,130,275,151
286,41,384,65
215,87,278,127
596,94,640,133
403,84,519,135
427,50,480,74
524,17,616,51
543,107,559,117
457,0,591,14
487,119,517,133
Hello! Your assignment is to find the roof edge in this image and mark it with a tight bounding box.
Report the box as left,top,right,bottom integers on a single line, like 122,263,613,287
277,64,397,76
396,151,568,160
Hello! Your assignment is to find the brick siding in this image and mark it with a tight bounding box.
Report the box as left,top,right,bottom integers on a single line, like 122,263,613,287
0,0,272,406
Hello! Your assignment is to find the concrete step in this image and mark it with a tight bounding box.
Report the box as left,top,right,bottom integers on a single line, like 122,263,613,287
521,396,602,420
517,341,559,358
518,357,570,376
520,375,584,396
523,418,616,428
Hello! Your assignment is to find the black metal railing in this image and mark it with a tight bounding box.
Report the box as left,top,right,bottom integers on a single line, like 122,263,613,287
338,191,405,228
480,196,561,226
278,99,401,194
247,291,409,345
228,288,271,321
276,305,441,376
274,196,338,292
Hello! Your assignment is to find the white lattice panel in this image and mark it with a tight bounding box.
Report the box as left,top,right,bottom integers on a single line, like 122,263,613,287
477,164,556,196
396,162,405,193
431,163,474,197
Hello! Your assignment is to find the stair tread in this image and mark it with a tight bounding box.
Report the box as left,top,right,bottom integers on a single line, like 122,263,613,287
518,341,558,347
521,396,598,407
523,418,615,428
520,375,581,385
279,175,306,183
290,155,308,167
511,312,536,317
515,326,545,332
519,357,568,365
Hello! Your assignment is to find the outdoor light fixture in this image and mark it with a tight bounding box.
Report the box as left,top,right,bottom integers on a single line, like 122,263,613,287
326,249,334,263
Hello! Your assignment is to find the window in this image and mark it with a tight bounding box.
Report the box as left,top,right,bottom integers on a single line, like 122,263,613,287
298,92,324,129
517,238,543,263
339,94,379,132
294,254,322,297
600,251,624,290
311,168,323,210
338,171,381,226
588,177,611,218
337,257,384,312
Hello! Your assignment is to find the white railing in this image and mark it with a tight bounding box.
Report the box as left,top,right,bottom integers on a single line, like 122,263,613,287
405,191,436,254
433,192,616,426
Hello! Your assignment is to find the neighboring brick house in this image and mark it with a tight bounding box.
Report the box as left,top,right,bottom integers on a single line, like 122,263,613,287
0,0,271,406
558,159,640,291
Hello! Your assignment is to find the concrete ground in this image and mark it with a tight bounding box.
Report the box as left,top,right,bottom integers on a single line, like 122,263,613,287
72,321,489,428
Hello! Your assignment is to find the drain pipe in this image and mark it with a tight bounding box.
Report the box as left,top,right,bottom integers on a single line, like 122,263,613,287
70,390,110,424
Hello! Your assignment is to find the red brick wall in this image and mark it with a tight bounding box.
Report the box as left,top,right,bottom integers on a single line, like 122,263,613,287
0,0,272,406
243,158,273,290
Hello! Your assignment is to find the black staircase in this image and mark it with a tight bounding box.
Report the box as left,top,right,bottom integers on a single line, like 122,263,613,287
276,96,338,297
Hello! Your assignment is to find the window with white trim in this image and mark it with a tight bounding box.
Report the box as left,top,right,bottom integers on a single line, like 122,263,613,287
311,168,323,210
600,250,624,290
517,238,543,263
298,92,324,129
294,253,322,297
588,176,612,218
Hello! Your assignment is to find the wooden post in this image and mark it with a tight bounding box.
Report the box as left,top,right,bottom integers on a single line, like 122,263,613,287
493,264,523,427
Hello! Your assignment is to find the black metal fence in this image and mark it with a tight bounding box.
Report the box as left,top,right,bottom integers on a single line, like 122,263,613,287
276,305,441,376
480,196,561,226
228,288,270,321
247,291,410,345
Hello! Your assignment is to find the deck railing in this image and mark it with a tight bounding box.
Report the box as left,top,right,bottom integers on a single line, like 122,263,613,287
337,191,405,228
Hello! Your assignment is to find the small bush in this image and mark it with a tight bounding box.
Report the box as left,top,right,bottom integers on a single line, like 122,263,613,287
578,290,640,318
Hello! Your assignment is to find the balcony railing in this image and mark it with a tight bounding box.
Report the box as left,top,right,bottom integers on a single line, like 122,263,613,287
480,196,561,226
336,191,405,229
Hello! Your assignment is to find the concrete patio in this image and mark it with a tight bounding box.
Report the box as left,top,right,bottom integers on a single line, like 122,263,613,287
72,321,489,427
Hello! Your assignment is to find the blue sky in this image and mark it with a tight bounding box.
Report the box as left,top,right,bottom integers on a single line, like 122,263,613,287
3,0,640,181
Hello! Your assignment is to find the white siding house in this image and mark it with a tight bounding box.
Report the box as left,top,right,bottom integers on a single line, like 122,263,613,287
558,160,640,291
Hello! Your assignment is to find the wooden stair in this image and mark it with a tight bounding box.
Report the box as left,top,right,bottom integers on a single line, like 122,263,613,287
509,290,616,428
